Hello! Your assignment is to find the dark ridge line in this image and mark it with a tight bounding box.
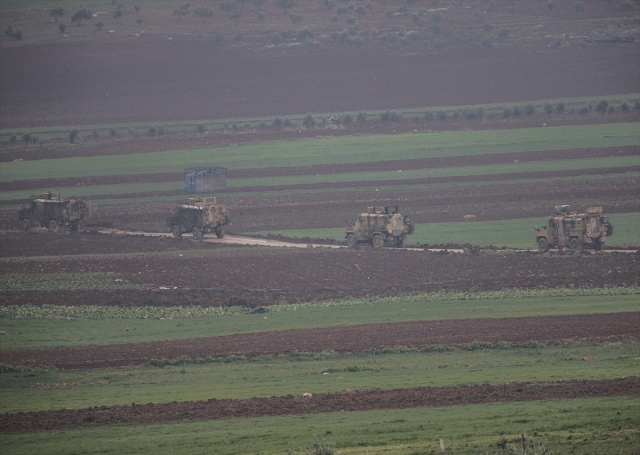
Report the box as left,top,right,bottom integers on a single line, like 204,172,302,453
0,377,637,432
1,145,637,193
1,313,637,371
1,166,637,207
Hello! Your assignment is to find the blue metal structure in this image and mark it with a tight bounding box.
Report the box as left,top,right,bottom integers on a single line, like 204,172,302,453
184,167,227,193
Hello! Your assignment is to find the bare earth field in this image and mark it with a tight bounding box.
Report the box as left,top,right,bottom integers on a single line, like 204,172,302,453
0,230,638,433
2,145,639,233
1,0,639,441
1,378,638,432
2,308,638,370
1,40,638,130
1,231,639,308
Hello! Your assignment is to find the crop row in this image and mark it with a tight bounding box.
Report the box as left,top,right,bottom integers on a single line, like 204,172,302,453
3,123,638,183
0,272,143,292
1,286,637,320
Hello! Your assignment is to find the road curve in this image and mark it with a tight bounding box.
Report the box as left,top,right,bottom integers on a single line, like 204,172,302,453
96,229,636,253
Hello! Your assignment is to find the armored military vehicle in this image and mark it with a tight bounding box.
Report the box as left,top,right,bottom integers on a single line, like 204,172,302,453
168,196,230,240
346,205,414,248
535,205,613,253
18,192,90,232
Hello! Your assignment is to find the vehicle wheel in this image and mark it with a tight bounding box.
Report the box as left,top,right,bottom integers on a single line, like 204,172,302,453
48,220,58,232
70,222,79,232
172,225,182,239
372,235,383,249
569,237,582,253
396,235,407,248
192,227,203,240
537,237,549,253
593,238,603,251
215,228,225,239
21,218,31,231
346,234,357,248
605,222,614,237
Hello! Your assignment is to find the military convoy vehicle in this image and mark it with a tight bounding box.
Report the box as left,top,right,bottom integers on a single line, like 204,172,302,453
168,196,230,240
535,205,613,253
346,205,414,248
18,192,90,232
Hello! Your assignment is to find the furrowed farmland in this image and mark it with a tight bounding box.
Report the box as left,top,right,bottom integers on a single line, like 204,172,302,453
0,1,639,454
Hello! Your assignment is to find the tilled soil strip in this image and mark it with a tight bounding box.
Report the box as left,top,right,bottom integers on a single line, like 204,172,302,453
1,313,638,371
1,377,637,432
2,146,637,191
2,167,637,206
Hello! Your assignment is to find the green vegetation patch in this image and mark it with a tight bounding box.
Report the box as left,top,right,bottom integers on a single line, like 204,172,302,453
0,287,637,349
2,123,638,182
0,396,638,455
1,342,638,413
2,286,638,320
412,212,640,248
249,212,640,249
229,155,640,187
3,170,637,210
0,272,143,292
0,302,242,320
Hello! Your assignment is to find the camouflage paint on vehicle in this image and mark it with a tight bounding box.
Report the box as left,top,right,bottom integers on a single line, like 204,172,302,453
18,192,91,232
346,206,414,248
168,197,230,240
535,206,613,253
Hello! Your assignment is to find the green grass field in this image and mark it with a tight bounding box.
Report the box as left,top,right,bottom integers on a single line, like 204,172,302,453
1,342,638,414
2,285,639,454
2,5,639,453
1,396,637,455
1,110,639,453
3,123,638,182
248,212,640,248
1,358,638,454
1,287,638,349
3,156,639,206
3,122,638,253
2,287,638,454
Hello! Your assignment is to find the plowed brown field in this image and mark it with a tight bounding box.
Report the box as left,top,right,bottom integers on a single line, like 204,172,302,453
2,378,638,432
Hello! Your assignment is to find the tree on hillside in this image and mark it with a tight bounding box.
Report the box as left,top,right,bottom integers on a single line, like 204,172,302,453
5,26,23,40
134,5,142,27
71,8,92,26
229,11,242,25
302,112,316,128
595,100,609,115
51,7,64,22
277,0,296,15
195,6,214,22
173,2,188,18
524,103,535,116
544,103,554,115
